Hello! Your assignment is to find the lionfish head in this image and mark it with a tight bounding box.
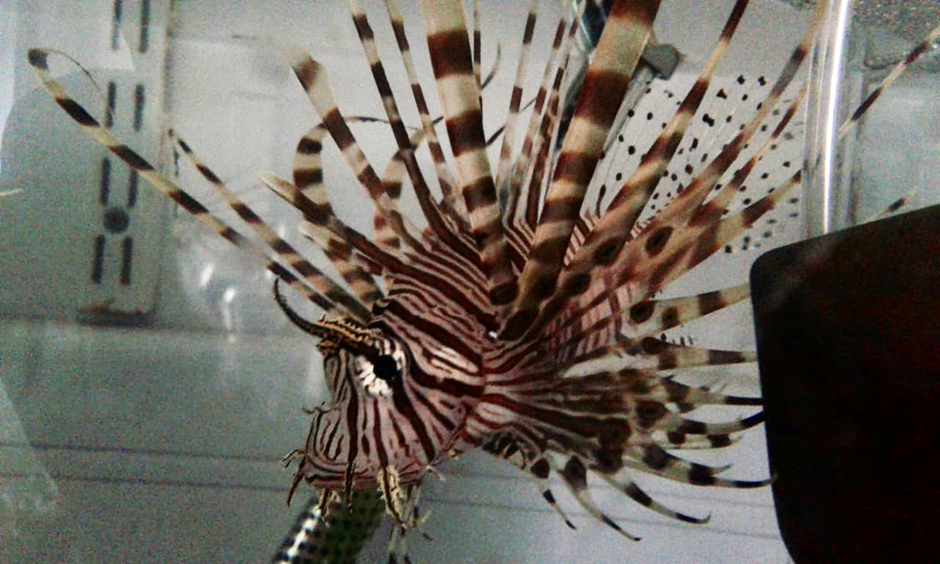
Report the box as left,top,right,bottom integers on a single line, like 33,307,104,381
275,278,486,499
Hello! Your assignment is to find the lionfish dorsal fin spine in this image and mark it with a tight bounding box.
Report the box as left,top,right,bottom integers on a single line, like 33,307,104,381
502,0,661,340
504,5,574,222
347,0,479,266
383,0,468,229
170,129,374,321
493,0,539,192
518,1,585,232
419,0,519,309
281,44,429,253
25,48,347,316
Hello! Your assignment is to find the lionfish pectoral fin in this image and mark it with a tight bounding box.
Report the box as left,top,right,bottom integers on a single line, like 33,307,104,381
553,456,641,541
484,435,576,530
596,472,711,525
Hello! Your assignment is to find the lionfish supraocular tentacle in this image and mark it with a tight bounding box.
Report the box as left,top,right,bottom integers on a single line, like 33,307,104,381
502,0,661,340
25,48,347,316
420,0,519,309
169,129,374,322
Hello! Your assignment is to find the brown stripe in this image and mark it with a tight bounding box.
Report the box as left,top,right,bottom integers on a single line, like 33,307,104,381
739,193,776,226
293,168,324,188
57,97,99,127
296,137,322,154
536,194,583,224
322,108,355,151
390,20,407,47
352,13,374,41
111,145,154,172
575,68,632,126
427,30,474,79
171,189,210,216
27,49,48,69
445,109,486,156
522,12,536,44
462,176,498,213
196,163,222,185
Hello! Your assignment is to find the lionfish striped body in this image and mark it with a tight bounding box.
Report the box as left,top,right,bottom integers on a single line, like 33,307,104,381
27,0,938,560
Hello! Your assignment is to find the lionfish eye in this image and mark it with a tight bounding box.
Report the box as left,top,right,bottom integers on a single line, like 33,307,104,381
373,354,400,382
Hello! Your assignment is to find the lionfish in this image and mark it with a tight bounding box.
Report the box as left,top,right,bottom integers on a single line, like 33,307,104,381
26,0,937,560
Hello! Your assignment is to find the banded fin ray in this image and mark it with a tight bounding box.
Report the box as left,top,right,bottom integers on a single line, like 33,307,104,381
26,48,342,316
420,0,518,309
503,0,662,340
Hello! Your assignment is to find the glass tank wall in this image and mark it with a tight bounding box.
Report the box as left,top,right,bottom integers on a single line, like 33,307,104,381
1,1,937,562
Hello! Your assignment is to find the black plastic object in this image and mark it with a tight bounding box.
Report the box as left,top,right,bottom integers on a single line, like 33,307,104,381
751,204,940,564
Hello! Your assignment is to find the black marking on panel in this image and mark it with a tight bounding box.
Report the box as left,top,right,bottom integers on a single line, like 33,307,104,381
92,235,106,284
111,0,123,51
106,81,116,129
104,207,130,234
121,237,134,285
128,169,139,207
133,84,145,131
100,158,111,205
139,0,151,53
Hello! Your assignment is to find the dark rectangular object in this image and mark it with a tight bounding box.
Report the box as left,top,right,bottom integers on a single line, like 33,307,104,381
751,204,940,564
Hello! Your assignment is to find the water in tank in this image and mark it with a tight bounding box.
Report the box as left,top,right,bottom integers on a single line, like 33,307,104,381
1,1,937,562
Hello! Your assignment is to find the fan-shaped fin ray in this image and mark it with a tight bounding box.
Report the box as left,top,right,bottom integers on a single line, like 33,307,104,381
348,0,476,263
551,283,751,360
420,0,518,309
505,5,578,222
171,130,372,321
26,48,338,314
281,44,426,252
596,472,710,525
553,456,641,541
503,0,661,340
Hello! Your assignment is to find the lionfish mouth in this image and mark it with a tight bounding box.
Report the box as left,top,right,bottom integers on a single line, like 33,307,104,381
24,0,939,561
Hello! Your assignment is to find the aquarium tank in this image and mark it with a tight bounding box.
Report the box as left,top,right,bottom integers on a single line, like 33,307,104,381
1,0,937,562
